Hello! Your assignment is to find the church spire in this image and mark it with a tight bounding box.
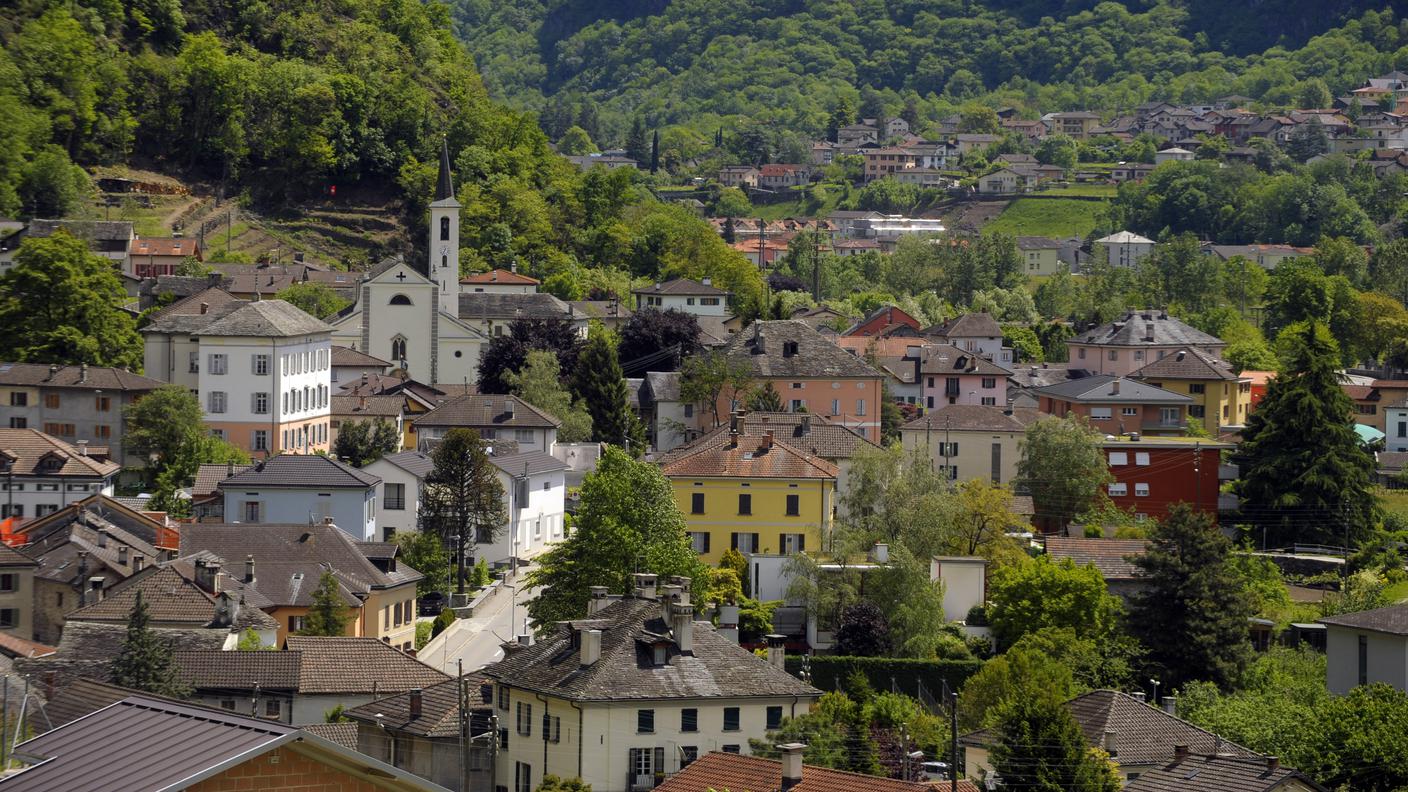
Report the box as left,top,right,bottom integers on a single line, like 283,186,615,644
434,138,454,202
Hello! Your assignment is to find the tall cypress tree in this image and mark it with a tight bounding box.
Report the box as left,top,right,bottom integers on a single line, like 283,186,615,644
626,117,648,165
649,129,660,174
571,330,638,450
1234,321,1377,547
110,591,192,696
1129,503,1252,690
990,696,1121,792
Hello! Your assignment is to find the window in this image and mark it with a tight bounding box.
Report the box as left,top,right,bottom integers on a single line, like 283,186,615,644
36,505,58,517
1135,483,1150,497
780,533,805,553
730,533,759,554
288,615,305,633
1078,348,1086,359
1090,407,1113,420
1359,635,1369,685
683,404,694,418
1189,405,1205,418
1108,483,1128,496
767,706,783,730
1400,422,1407,439
9,392,26,407
981,377,996,388
95,424,111,439
722,745,741,754
0,506,20,519
1121,406,1138,416
1108,350,1118,361
738,494,751,515
43,393,60,409
440,216,450,241
542,713,560,743
8,418,25,429
790,399,805,412
95,396,110,412
243,501,262,522
515,762,531,792
0,574,15,592
386,483,406,510
691,493,705,514
786,494,800,516
1135,452,1150,465
498,685,509,710
253,392,269,414
253,354,270,375
514,429,534,442
1109,452,1128,466
265,699,282,719
1188,383,1205,394
637,709,654,733
208,354,227,375
681,708,698,732
681,746,699,767
516,702,532,736
629,749,663,781
981,397,996,406
43,422,75,437
688,532,710,554
856,399,866,416
220,700,236,711
1160,407,1181,425
209,391,226,413
390,336,407,362
723,707,740,731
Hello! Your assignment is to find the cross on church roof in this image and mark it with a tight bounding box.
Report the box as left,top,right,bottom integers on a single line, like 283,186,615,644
395,271,407,281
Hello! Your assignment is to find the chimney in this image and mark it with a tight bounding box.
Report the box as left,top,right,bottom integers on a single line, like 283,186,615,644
323,515,335,526
95,530,108,549
579,628,602,666
587,585,610,614
76,440,88,456
194,558,221,594
729,412,741,438
89,577,105,602
199,302,209,315
245,554,256,584
117,546,128,565
766,633,786,670
506,399,515,419
133,554,145,572
763,430,774,450
408,689,423,718
46,364,58,381
672,601,695,653
631,573,658,599
871,542,889,563
1111,380,1120,395
1266,756,1280,772
1162,695,1177,716
1103,730,1118,757
1131,691,1145,703
717,604,740,643
701,277,712,287
778,743,806,791
659,584,683,620
79,362,88,383
226,461,234,477
800,415,811,435
358,394,366,411
207,272,221,287
1173,745,1189,762
517,633,534,647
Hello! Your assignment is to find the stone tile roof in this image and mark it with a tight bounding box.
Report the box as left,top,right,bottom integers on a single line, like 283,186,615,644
284,636,450,694
632,277,730,297
414,393,561,429
654,751,970,792
16,621,230,687
0,542,36,568
925,312,1003,339
1007,362,1074,389
299,722,360,750
1319,603,1408,635
457,292,574,321
723,321,881,379
1033,374,1192,404
1044,537,1147,580
487,450,569,477
344,674,491,738
28,219,133,241
660,430,838,480
330,345,389,368
0,429,120,478
1131,348,1240,381
1074,312,1222,348
1015,235,1060,250
377,450,435,479
0,363,163,392
899,404,1041,433
64,559,279,632
461,268,540,286
197,299,332,337
173,649,302,690
1124,754,1322,792
918,344,1012,376
961,690,1258,766
142,286,243,328
217,454,380,489
667,413,878,462
192,463,251,498
568,300,633,321
331,394,405,419
483,598,820,702
642,370,683,404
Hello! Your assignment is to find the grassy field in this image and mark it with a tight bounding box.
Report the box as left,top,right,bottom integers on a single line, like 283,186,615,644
983,197,1109,238
1033,183,1118,198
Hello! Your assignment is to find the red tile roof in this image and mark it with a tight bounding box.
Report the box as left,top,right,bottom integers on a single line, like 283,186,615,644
460,268,540,285
130,237,201,257
654,751,976,792
660,431,838,480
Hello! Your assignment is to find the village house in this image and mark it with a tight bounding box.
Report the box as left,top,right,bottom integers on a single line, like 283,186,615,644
717,165,761,189
363,450,434,541
1154,146,1196,163
481,577,822,792
1034,375,1193,437
919,344,1012,409
0,429,120,523
1016,236,1065,275
640,370,704,453
1209,244,1315,270
460,267,540,294
1100,435,1233,519
757,163,812,189
899,404,1041,485
458,292,587,341
836,123,879,147
8,220,134,273
481,450,569,567
1111,162,1157,183
1131,347,1252,434
1124,753,1326,792
329,344,389,385
923,312,1014,367
655,749,973,792
1043,537,1149,599
0,363,164,470
1067,311,1226,376
1048,111,1102,139
413,393,560,454
0,544,37,642
632,277,731,317
329,392,406,451
129,236,203,278
1319,603,1408,695
1095,231,1157,268
345,674,495,791
216,454,380,541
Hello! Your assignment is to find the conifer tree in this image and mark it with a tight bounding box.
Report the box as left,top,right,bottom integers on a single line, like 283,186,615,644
300,571,351,636
1129,503,1252,690
747,381,784,412
424,429,507,592
990,696,1120,792
110,591,192,696
571,330,637,449
626,117,649,165
1234,322,1377,547
649,129,660,174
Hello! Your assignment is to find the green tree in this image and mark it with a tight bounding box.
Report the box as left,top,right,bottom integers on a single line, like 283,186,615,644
557,125,596,156
275,283,351,320
1234,322,1377,546
1129,504,1252,690
958,645,1077,731
987,556,1120,649
679,349,754,428
571,329,639,449
1017,416,1112,530
525,446,707,626
423,429,507,593
1298,78,1332,110
395,531,451,598
1036,134,1078,171
747,381,784,412
535,776,592,792
989,696,1121,792
300,570,352,636
149,433,249,517
20,146,92,217
505,350,592,442
712,187,752,218
0,232,142,369
332,419,400,467
110,591,193,697
625,116,648,164
124,385,208,470
1285,117,1329,162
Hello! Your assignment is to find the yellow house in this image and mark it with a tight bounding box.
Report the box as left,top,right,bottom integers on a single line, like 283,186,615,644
660,428,836,563
1130,347,1252,434
1016,236,1065,276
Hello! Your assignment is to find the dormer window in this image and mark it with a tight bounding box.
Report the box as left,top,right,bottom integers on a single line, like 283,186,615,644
652,644,668,666
782,341,799,357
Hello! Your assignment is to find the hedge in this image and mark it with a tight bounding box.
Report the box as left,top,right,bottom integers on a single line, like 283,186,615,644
785,655,983,698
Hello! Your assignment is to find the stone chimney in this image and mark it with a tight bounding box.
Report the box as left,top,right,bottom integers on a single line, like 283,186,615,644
800,415,811,435
408,689,423,718
117,546,128,565
1102,730,1118,757
1266,756,1280,772
579,628,602,666
79,362,88,383
1173,744,1188,762
133,554,145,573
766,633,786,670
717,604,740,643
245,554,256,584
89,577,105,602
587,585,610,614
778,743,806,791
763,430,774,450
199,302,209,315
1131,691,1145,702
673,601,695,654
631,573,658,599
1162,695,1177,716
193,558,221,594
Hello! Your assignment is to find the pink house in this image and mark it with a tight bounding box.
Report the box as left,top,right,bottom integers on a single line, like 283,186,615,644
920,344,1011,409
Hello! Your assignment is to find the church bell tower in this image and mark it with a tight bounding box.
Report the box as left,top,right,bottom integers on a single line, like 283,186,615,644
429,139,461,317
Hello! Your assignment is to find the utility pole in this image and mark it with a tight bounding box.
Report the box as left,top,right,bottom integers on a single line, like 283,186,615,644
458,660,471,792
949,684,959,792
811,231,821,302
488,710,500,791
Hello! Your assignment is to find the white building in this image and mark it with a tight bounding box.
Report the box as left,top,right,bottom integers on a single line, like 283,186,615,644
142,297,334,457
1320,604,1408,695
460,268,540,294
860,216,946,241
1096,231,1157,268
632,278,731,317
0,430,119,521
217,454,381,541
480,450,569,566
363,450,434,542
482,579,821,792
413,394,560,455
641,371,705,453
1154,147,1196,163
1385,403,1408,452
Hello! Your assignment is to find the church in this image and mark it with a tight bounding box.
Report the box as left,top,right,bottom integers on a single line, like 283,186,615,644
329,143,580,386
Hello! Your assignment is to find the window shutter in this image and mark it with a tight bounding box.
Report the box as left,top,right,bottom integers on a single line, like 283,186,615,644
251,393,258,413
730,533,738,550
751,533,760,550
653,748,664,773
703,533,710,553
797,534,805,552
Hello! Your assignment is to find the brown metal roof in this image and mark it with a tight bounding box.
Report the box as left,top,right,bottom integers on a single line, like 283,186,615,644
663,412,879,462
217,454,380,489
329,345,390,368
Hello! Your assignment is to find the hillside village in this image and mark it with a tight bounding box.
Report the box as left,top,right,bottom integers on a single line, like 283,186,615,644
6,2,1408,792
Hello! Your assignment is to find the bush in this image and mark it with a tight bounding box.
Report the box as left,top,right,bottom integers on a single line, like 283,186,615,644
431,608,458,638
415,621,433,650
786,655,983,697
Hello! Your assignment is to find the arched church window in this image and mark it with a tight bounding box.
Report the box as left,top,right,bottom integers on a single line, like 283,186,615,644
440,217,450,241
389,294,413,306
441,255,448,269
391,336,407,362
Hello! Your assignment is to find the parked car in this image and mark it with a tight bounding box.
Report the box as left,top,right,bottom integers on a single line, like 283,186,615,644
921,761,950,781
417,591,446,617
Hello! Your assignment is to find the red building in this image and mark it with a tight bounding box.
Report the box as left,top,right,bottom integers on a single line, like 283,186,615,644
1101,436,1232,520
844,305,922,338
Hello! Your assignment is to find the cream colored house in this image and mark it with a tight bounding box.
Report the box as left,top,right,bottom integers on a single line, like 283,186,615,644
482,575,820,792
1320,604,1408,695
1016,236,1064,276
899,405,1040,485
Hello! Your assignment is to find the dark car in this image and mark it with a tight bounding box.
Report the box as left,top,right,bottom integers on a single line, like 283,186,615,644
417,591,447,617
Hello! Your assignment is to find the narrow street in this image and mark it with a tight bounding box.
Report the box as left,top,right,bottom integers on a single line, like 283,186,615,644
420,570,538,675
